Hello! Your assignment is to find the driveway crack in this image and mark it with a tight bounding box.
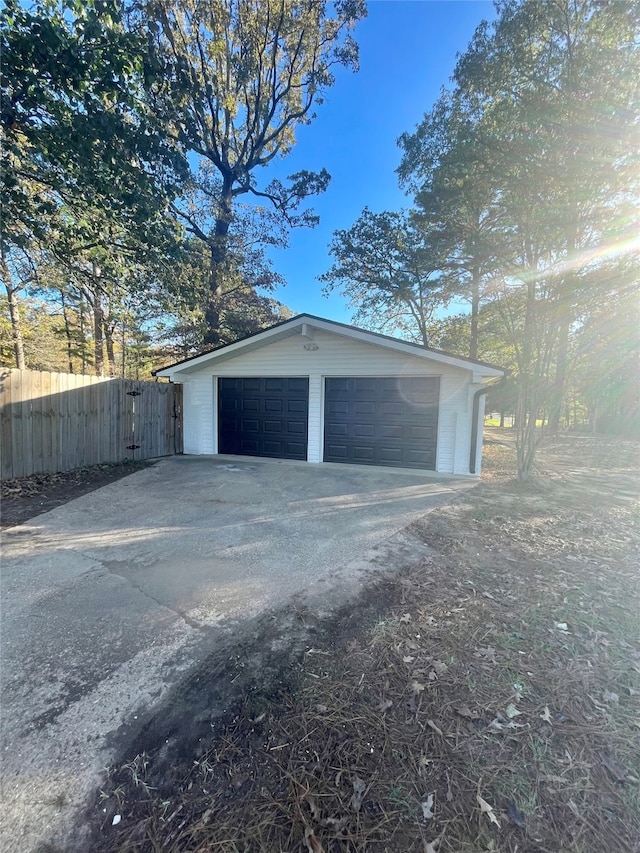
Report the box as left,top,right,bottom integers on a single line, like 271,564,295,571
98,559,203,631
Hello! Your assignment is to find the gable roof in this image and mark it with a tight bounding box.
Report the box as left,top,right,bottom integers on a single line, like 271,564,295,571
154,314,505,378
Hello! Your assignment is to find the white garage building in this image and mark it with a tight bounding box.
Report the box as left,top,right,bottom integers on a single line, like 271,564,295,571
155,314,504,476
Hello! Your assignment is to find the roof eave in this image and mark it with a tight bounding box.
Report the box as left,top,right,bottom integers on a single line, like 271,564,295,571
155,314,506,378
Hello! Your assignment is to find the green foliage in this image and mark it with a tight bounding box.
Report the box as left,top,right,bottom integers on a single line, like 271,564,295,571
141,0,366,342
320,208,451,345
1,0,187,252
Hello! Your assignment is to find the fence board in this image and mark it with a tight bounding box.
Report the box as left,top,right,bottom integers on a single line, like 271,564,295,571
0,369,181,479
39,371,51,473
0,370,13,479
11,370,26,478
46,372,58,474
31,371,44,475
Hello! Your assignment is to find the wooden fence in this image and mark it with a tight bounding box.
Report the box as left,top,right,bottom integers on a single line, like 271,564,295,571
0,369,183,480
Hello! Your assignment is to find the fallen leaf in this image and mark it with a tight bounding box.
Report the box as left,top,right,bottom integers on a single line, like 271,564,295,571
403,655,415,663
600,750,627,783
456,705,479,720
505,703,522,719
489,718,505,732
475,645,497,663
539,773,567,783
304,825,325,853
428,670,438,681
315,704,328,714
350,776,366,812
399,613,412,623
477,794,501,828
602,689,619,704
505,799,526,829
433,660,448,675
421,793,435,820
377,698,393,712
418,754,432,774
411,680,425,695
427,719,443,736
323,815,348,832
540,706,553,724
306,795,320,821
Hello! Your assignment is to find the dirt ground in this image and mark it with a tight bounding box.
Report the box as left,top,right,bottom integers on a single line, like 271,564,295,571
11,431,640,853
0,460,151,529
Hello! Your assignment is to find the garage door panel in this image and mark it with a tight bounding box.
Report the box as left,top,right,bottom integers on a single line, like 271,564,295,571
326,422,348,437
324,377,439,470
352,445,375,461
354,402,375,415
353,423,375,438
379,447,403,464
325,442,348,459
380,423,403,440
219,378,308,460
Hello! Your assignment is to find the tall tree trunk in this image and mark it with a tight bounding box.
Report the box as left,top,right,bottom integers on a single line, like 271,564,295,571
79,301,87,374
1,253,26,369
515,278,540,483
203,178,234,347
469,256,480,361
548,219,578,434
91,264,105,376
60,290,74,373
121,320,127,378
104,310,116,377
4,283,26,370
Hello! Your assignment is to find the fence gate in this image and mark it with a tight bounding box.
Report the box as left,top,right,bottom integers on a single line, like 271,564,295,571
0,369,183,479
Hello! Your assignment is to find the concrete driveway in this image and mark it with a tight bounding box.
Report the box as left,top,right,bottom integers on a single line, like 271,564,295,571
0,455,473,852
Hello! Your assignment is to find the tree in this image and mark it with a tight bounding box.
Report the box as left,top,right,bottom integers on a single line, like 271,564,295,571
1,0,188,368
451,0,640,441
397,0,639,480
142,0,365,344
1,0,186,242
397,91,502,360
320,209,450,345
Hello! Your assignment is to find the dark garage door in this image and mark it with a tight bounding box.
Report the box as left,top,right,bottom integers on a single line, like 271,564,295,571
218,377,308,460
324,376,440,469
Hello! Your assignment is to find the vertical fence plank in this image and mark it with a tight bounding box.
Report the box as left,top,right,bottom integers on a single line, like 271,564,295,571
101,379,112,463
40,371,54,473
10,370,23,478
22,371,34,476
56,371,67,472
0,369,13,479
66,373,78,471
111,380,121,463
88,379,98,466
47,371,60,473
31,370,44,474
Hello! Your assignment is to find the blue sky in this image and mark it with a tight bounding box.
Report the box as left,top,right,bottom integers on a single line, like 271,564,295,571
261,0,496,323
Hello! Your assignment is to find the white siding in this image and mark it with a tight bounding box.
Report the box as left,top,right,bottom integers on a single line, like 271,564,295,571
175,328,477,474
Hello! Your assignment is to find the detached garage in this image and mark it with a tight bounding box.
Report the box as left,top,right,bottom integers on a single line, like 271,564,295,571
155,314,504,476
